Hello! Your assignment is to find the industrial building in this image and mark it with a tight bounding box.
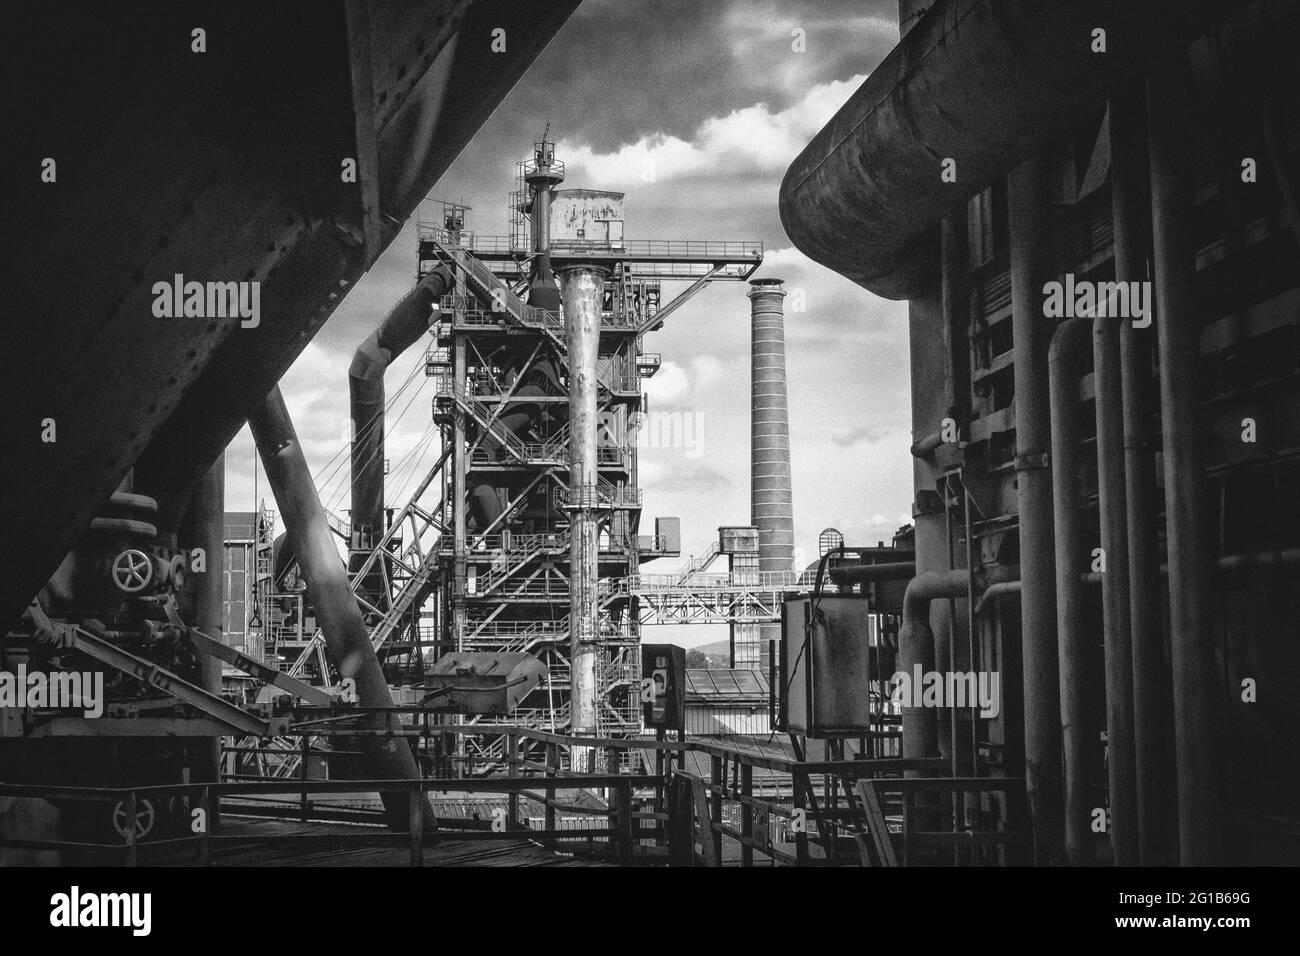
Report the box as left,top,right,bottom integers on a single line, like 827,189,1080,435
781,0,1300,866
2,0,1296,878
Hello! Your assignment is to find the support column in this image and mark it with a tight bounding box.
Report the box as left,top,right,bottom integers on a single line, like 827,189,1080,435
182,456,224,791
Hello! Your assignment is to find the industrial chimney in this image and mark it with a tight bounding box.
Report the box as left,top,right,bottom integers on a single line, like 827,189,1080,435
739,277,795,670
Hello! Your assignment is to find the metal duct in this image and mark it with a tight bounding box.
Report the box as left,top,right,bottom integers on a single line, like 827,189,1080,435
778,0,1219,299
348,265,453,567
249,387,430,832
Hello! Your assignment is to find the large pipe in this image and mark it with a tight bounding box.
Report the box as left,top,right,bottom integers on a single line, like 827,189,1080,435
898,574,951,764
1094,302,1138,863
349,266,453,567
778,0,1207,299
1049,318,1097,865
1109,86,1175,866
559,265,607,764
1147,58,1225,866
249,386,430,831
1008,153,1065,864
899,567,1015,764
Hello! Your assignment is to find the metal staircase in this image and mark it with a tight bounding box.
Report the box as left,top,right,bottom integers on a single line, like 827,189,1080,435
472,533,568,595
675,541,722,583
286,445,453,679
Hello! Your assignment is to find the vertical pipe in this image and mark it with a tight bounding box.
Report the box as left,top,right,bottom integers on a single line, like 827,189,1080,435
1111,87,1177,867
349,268,452,576
1147,61,1225,866
1094,287,1138,863
1008,153,1066,864
748,278,794,673
249,386,430,831
1094,310,1139,864
1049,318,1095,865
452,333,468,659
904,282,946,769
560,264,608,768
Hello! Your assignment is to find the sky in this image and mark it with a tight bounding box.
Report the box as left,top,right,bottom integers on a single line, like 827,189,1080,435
223,0,912,649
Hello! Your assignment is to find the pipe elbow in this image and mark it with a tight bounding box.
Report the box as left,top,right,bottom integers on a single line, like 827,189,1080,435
348,332,387,382
1048,317,1092,370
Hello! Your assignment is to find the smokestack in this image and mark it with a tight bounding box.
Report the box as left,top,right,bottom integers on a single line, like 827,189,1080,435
742,278,794,673
748,278,795,575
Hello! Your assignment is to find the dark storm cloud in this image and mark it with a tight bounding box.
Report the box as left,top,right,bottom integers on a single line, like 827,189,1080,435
523,0,898,149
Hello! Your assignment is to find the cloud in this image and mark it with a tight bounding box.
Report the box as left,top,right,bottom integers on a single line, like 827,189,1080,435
639,460,733,493
832,423,888,448
644,354,724,409
557,74,867,187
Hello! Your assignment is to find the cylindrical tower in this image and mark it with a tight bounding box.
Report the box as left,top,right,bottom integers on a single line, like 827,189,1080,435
559,263,608,765
745,277,795,672
749,278,795,574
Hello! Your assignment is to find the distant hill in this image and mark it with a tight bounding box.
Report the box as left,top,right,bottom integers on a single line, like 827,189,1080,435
695,640,731,661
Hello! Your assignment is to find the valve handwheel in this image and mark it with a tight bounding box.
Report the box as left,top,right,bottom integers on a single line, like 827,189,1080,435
112,798,156,840
110,549,154,594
